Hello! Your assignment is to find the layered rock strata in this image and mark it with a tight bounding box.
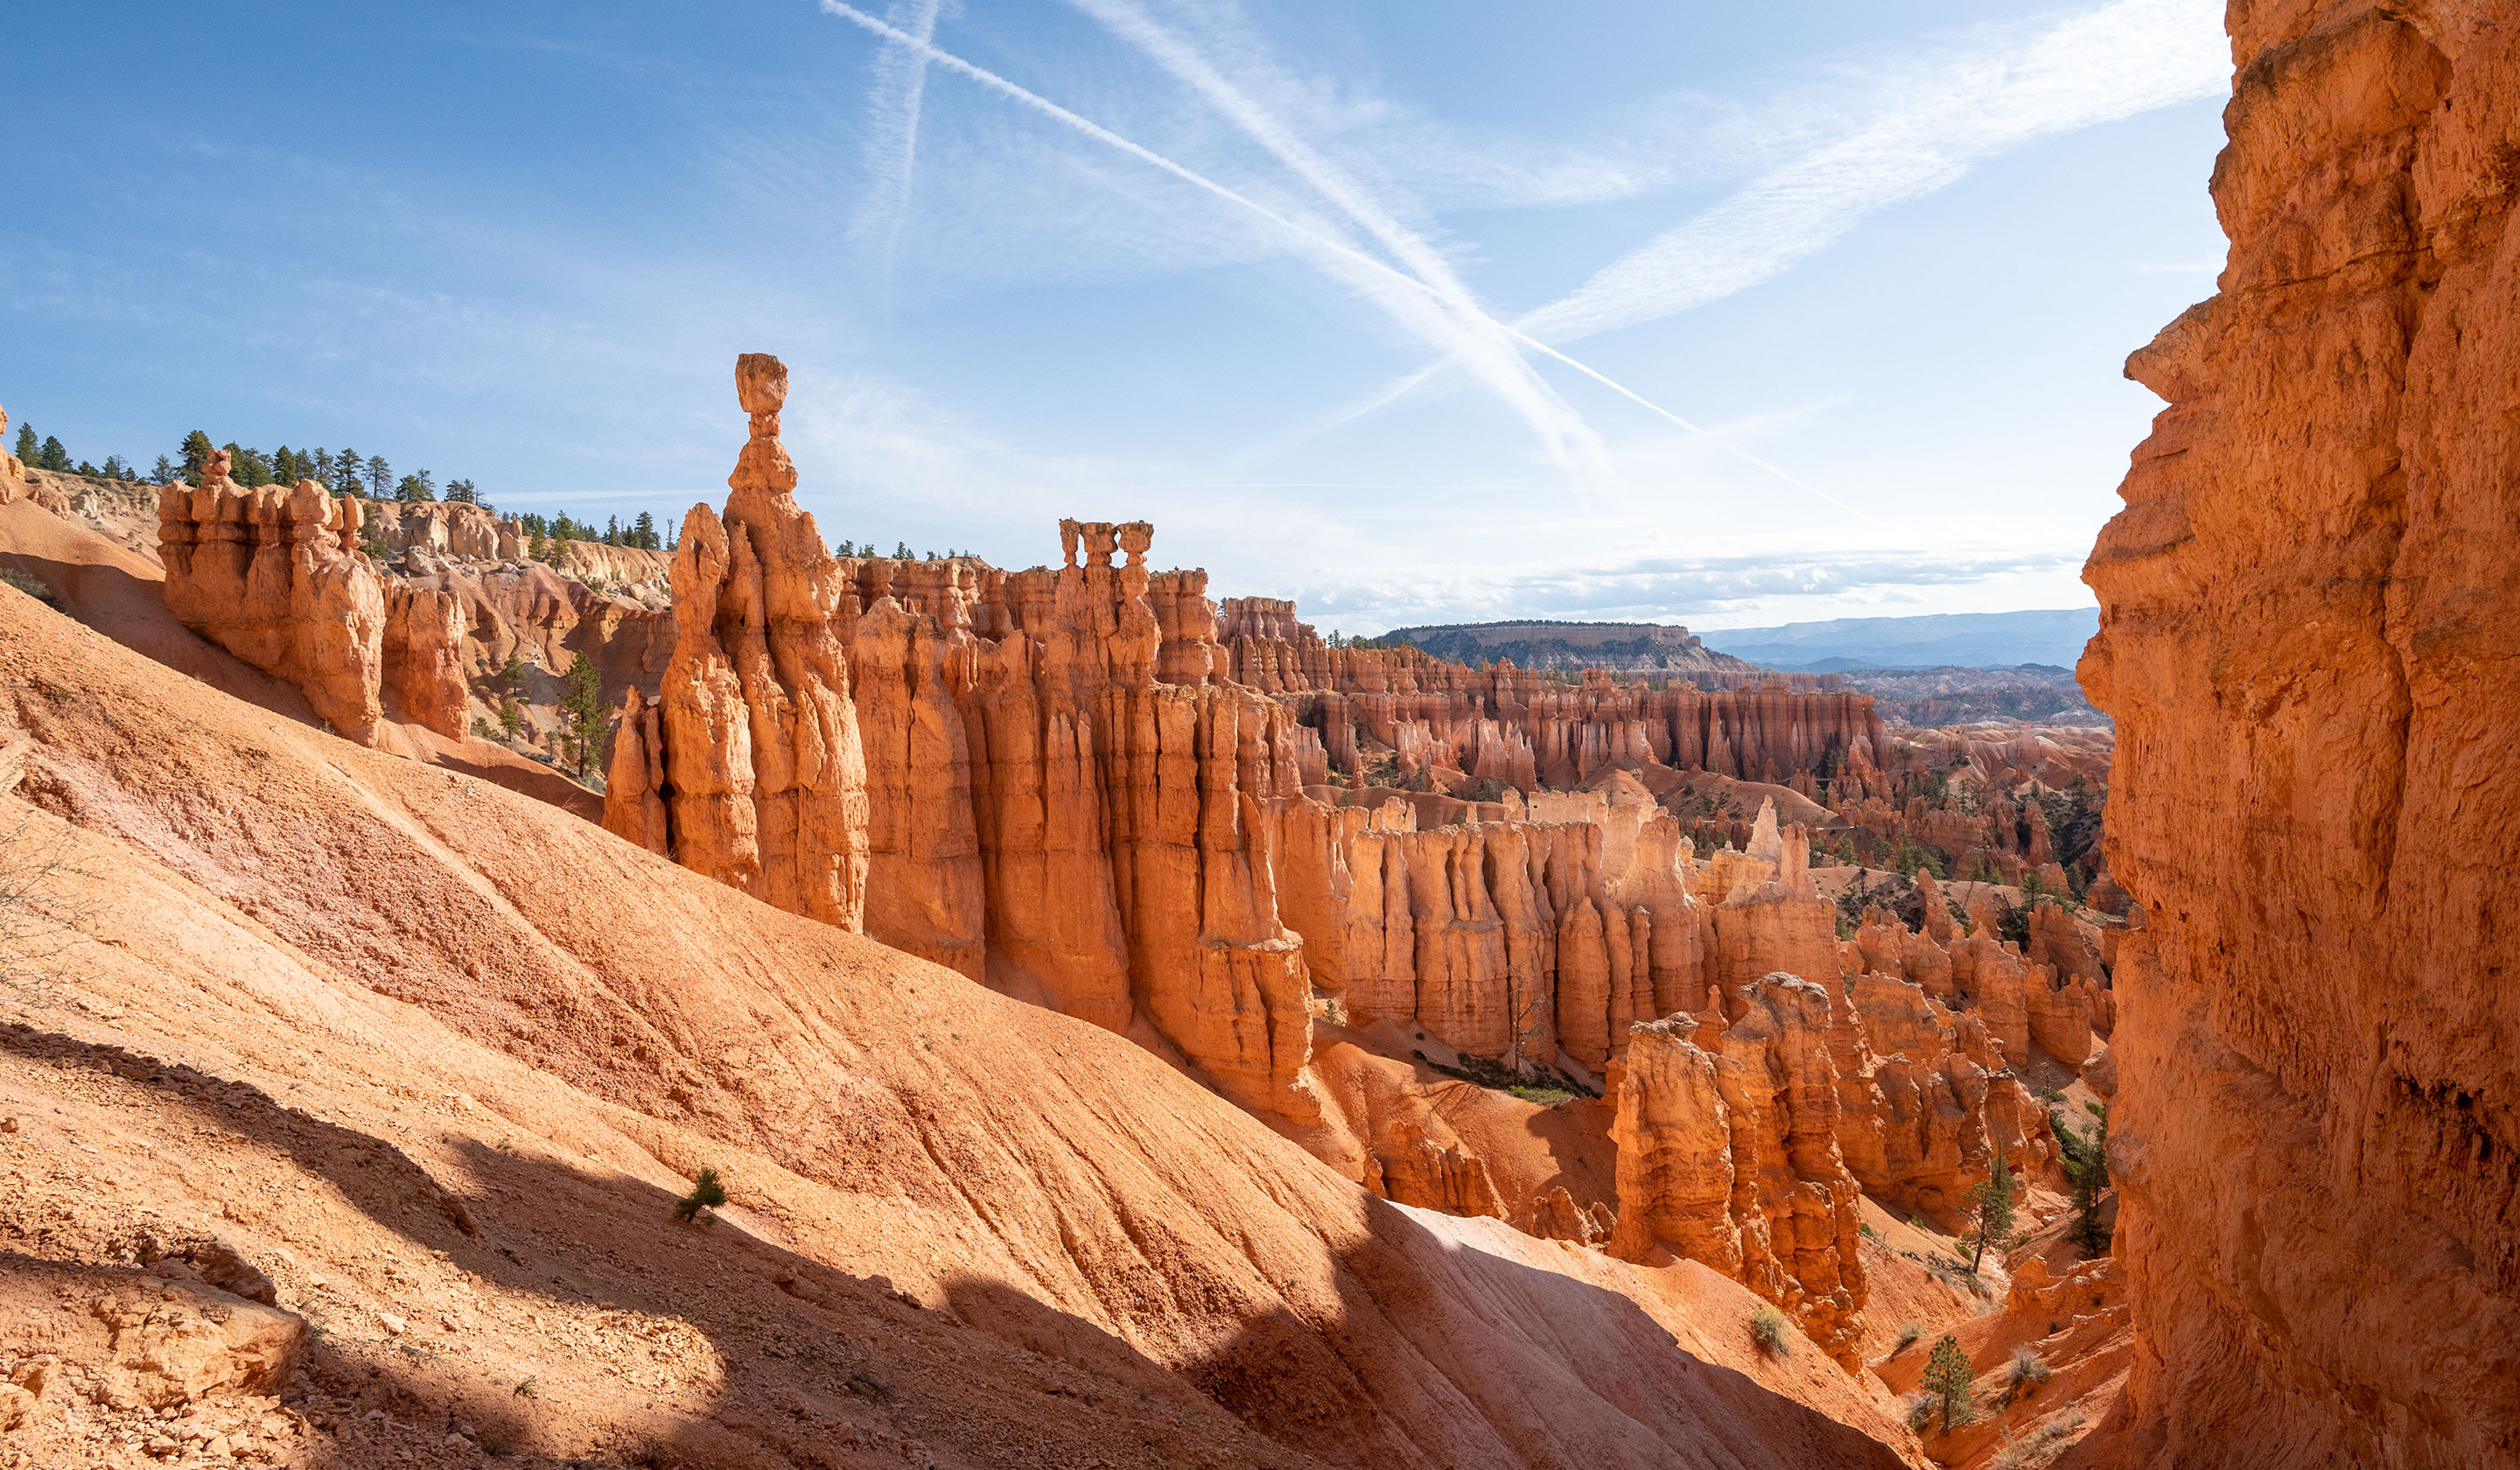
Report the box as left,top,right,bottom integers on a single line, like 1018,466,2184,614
1219,602,1890,796
158,453,386,742
606,354,872,931
2081,2,2520,1461
1610,984,1868,1370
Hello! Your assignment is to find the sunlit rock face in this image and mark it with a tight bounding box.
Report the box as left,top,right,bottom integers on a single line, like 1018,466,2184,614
2081,3,2520,1461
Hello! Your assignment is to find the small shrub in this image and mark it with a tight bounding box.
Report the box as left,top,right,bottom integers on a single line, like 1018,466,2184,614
1319,996,1348,1027
1905,1394,1935,1432
0,566,57,606
1894,1319,1924,1354
674,1166,728,1224
1748,1305,1789,1356
1858,1221,1880,1242
2010,1344,2053,1392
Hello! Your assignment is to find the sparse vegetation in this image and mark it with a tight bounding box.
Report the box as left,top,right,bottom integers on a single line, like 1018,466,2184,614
1894,1319,1925,1354
674,1166,728,1224
1922,1334,1978,1432
1905,1394,1936,1432
2052,1100,2112,1256
1,565,58,606
0,806,83,998
1962,1149,2024,1272
1749,1305,1789,1356
2008,1344,2053,1396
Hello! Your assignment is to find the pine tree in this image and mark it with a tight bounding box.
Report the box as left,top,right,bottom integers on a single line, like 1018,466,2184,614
394,469,436,503
332,447,362,495
11,424,34,465
1922,1334,1977,1432
631,511,657,550
444,478,479,505
366,455,390,499
38,437,67,472
603,514,620,546
177,431,214,484
560,651,606,779
271,445,301,484
2053,1102,2111,1256
152,456,176,483
1964,1149,2022,1272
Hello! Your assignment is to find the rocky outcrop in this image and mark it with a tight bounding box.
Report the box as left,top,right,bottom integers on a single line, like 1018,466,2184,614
604,360,1319,1122
381,583,468,736
158,455,386,742
1611,980,1868,1370
1218,606,1889,797
363,500,524,562
629,354,871,930
2080,3,2520,1462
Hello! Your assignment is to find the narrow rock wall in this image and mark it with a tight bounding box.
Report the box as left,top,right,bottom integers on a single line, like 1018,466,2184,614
2081,3,2520,1461
158,454,385,742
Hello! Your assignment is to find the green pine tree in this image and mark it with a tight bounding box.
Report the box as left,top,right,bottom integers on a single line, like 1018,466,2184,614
11,424,34,465
1964,1149,2023,1272
560,651,606,779
2053,1102,2111,1256
632,511,657,550
38,437,68,472
1922,1334,1977,1432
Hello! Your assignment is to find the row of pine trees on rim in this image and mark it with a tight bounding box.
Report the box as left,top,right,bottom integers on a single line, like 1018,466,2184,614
14,422,666,551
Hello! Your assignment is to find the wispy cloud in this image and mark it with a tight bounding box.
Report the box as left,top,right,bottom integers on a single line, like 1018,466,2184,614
1521,0,2229,344
1275,546,2095,630
849,0,944,301
816,0,1634,479
1060,0,1615,476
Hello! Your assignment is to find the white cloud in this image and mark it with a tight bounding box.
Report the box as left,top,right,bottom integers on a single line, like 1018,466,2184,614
1520,0,2230,344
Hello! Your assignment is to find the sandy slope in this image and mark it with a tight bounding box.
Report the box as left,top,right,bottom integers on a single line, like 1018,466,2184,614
0,584,1923,1469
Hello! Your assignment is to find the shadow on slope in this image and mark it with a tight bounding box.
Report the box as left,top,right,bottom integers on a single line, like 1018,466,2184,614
0,584,1921,1469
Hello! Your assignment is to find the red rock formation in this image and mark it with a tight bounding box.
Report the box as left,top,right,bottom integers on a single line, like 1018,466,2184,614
1611,978,1869,1370
364,500,526,563
1216,606,1890,797
2081,4,2520,1460
381,583,467,736
158,456,385,742
620,355,872,929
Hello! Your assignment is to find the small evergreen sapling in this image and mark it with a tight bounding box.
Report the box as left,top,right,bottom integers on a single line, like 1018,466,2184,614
675,1166,728,1224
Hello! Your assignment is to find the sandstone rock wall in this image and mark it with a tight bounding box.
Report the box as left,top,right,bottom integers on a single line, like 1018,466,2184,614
158,456,385,742
2081,3,2520,1461
1610,983,1868,1370
364,500,524,562
1217,618,1889,797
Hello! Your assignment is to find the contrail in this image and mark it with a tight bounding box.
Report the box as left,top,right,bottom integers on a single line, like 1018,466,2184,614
1264,0,2228,504
812,0,1859,513
1059,0,1607,476
850,0,944,299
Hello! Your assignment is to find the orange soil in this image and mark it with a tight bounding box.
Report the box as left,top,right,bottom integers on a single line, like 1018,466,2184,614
0,584,1928,1469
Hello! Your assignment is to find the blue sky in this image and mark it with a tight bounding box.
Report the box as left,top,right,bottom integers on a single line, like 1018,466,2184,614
1,0,2230,633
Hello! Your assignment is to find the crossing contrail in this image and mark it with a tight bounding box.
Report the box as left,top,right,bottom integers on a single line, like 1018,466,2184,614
811,0,1876,516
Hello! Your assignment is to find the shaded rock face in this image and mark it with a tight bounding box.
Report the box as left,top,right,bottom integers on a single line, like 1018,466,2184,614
2081,4,2520,1462
1610,985,1868,1371
158,455,386,742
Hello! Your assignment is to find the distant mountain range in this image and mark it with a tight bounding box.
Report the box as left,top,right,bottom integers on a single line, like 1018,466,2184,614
1694,608,2100,672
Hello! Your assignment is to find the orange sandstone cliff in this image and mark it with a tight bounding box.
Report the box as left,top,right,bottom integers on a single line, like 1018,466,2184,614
2082,1,2520,1462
